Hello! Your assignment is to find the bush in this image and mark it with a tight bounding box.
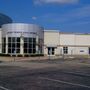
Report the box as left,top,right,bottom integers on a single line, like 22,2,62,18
17,54,23,57
12,55,16,57
0,53,44,57
30,54,44,57
0,53,10,57
24,54,30,57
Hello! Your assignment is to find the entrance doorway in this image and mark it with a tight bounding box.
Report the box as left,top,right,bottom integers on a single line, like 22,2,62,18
48,47,55,55
88,47,90,55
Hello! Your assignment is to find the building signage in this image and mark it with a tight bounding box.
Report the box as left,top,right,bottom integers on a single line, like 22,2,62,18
7,31,37,35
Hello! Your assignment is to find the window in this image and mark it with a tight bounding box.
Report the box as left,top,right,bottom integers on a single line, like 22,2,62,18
2,37,36,54
24,38,28,42
63,47,68,54
17,43,20,48
8,37,20,54
52,47,55,55
33,38,36,43
29,49,32,53
8,43,11,48
24,38,36,54
17,38,20,42
29,38,32,42
2,38,6,53
8,37,11,42
29,44,32,48
12,43,15,48
48,47,50,55
24,43,28,48
12,37,15,42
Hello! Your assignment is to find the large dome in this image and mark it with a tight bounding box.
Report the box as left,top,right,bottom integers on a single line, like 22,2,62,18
0,13,12,27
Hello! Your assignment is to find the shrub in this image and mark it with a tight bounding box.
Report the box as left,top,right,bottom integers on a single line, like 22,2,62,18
24,54,30,57
17,54,23,57
30,54,44,57
0,53,44,57
12,55,16,57
0,53,10,57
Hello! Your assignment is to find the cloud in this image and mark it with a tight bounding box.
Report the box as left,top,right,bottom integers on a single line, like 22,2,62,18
34,0,79,5
38,5,90,25
32,16,37,20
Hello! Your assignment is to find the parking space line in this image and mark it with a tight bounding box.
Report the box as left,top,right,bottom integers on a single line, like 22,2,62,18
40,77,90,88
0,86,10,90
62,71,90,77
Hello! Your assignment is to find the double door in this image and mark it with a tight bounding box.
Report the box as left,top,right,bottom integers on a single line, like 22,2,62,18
48,47,55,55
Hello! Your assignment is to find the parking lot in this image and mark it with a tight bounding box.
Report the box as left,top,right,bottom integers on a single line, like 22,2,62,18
0,58,90,90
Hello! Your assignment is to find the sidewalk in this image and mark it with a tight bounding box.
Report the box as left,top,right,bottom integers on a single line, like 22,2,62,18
0,56,61,62
0,56,90,64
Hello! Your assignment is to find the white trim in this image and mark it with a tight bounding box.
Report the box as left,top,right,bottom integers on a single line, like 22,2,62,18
0,86,10,90
40,77,90,88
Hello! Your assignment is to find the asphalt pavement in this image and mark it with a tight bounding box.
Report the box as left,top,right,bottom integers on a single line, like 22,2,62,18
0,58,90,90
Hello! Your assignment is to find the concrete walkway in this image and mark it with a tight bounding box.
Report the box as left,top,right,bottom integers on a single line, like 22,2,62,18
0,56,61,62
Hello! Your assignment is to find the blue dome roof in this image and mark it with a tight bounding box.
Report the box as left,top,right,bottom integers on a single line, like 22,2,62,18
0,13,12,27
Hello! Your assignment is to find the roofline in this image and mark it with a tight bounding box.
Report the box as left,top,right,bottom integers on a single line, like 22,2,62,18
44,30,90,35
44,30,60,32
2,23,44,29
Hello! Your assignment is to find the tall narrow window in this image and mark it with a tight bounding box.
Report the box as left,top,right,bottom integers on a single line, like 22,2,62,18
2,37,6,53
63,47,68,54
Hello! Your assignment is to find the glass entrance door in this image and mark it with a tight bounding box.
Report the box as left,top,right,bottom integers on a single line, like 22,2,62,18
48,47,55,55
88,47,90,55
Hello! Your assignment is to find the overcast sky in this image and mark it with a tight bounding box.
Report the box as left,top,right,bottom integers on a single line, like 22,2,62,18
0,0,90,33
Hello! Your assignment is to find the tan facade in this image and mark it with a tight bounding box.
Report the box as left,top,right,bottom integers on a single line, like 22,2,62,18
44,30,60,55
44,30,90,56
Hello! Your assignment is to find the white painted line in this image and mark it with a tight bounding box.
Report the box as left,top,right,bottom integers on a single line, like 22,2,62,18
40,77,90,88
0,86,10,90
63,71,90,77
75,62,90,66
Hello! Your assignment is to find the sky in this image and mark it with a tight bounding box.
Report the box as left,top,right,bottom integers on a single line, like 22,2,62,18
0,0,90,33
